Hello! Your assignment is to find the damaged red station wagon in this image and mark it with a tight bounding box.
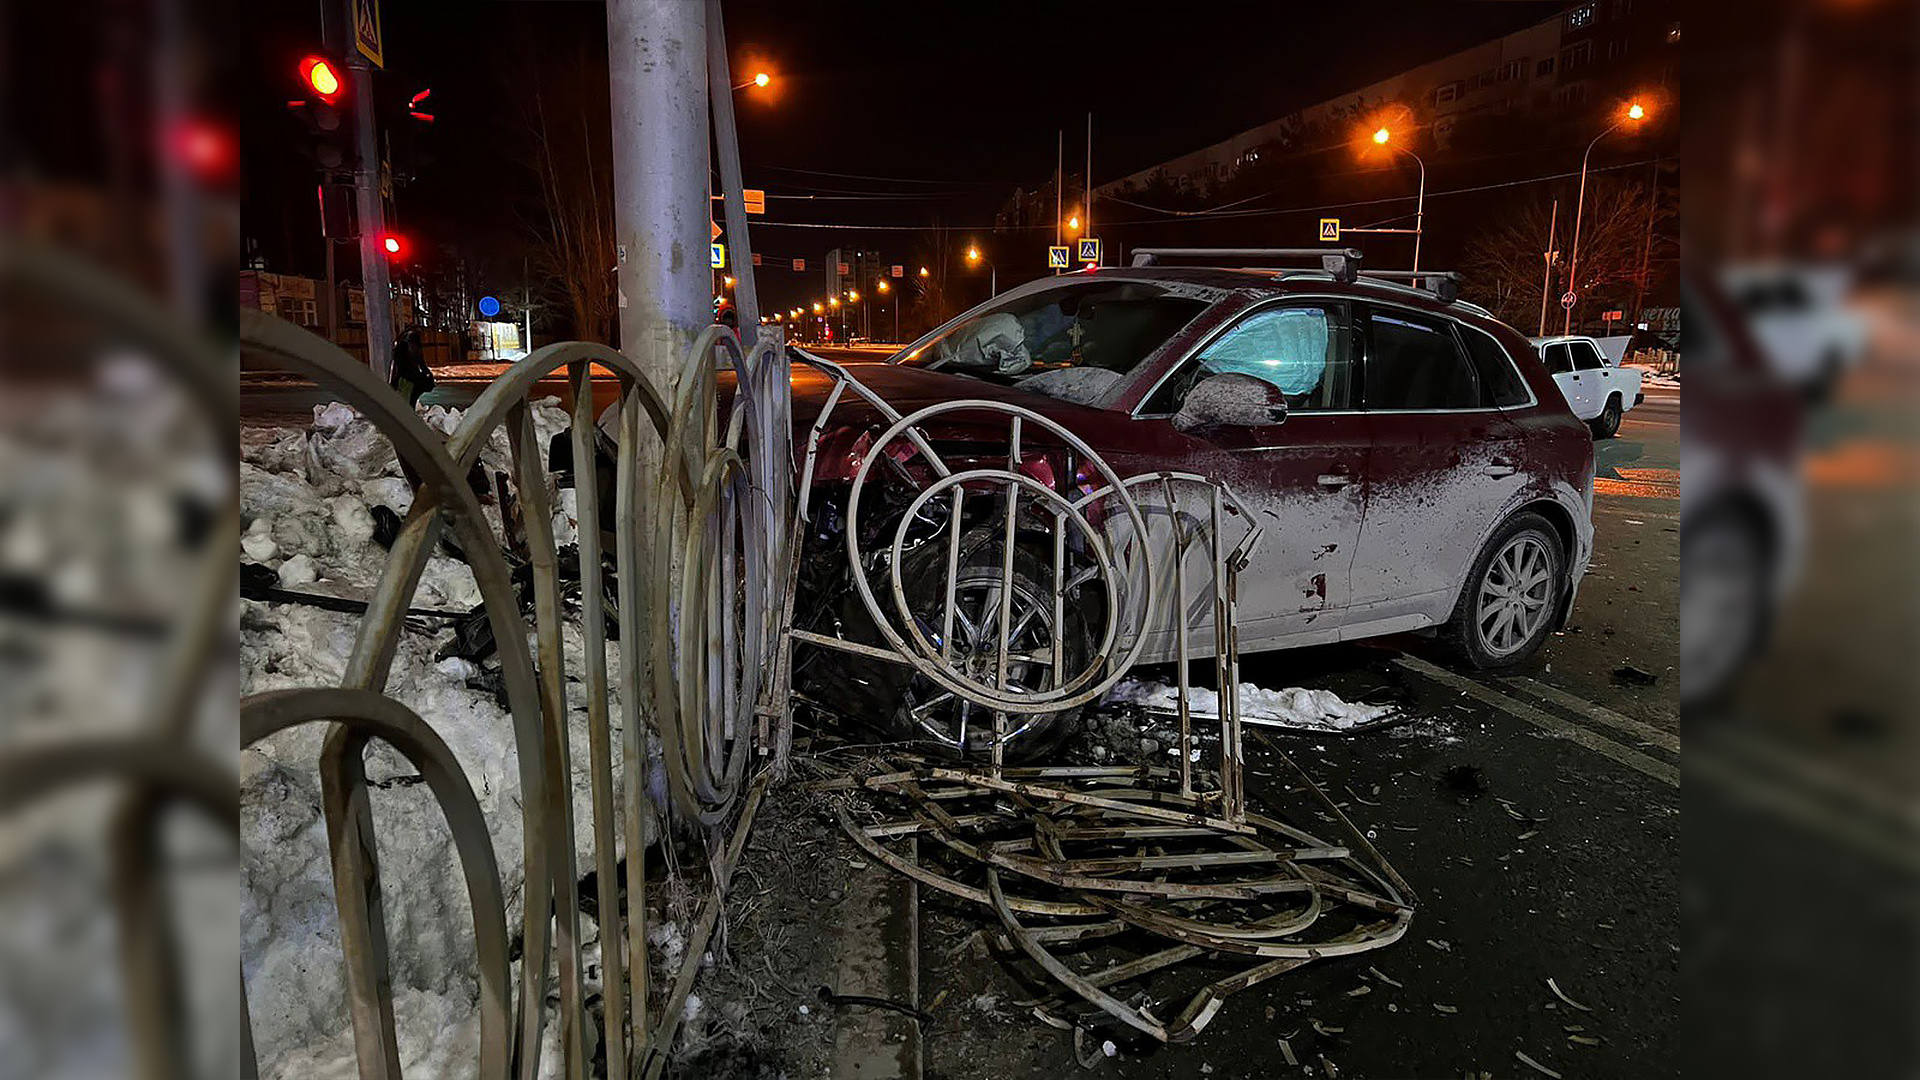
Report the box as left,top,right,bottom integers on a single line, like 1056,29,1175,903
790,250,1594,741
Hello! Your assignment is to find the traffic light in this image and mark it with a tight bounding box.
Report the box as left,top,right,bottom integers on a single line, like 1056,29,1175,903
288,52,353,171
380,233,408,261
299,55,344,104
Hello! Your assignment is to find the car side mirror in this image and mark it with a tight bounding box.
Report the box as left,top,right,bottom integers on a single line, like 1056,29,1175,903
1172,373,1288,433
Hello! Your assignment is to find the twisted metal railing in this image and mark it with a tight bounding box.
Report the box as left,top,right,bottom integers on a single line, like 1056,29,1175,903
237,306,791,1080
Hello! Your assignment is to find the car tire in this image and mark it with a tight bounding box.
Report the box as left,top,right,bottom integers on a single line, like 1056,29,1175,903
889,533,1090,762
1680,504,1772,709
1588,394,1622,439
1443,511,1565,670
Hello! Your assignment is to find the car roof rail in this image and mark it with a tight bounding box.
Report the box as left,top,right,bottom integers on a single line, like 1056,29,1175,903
1360,270,1465,305
1129,247,1363,283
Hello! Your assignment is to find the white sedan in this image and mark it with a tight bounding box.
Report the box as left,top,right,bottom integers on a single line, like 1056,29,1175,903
1529,334,1644,438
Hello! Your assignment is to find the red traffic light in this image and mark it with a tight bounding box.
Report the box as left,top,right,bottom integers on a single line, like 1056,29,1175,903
381,233,406,260
299,56,343,104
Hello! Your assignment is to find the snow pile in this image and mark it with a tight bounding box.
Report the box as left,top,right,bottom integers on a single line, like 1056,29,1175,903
240,398,651,1079
1103,677,1395,733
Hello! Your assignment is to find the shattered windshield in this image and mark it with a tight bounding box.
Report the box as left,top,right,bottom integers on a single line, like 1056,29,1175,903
895,281,1208,402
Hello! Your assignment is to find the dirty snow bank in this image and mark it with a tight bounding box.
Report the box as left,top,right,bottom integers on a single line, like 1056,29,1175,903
1102,677,1395,732
240,398,643,1079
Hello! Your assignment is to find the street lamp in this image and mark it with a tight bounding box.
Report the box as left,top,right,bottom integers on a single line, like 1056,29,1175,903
1563,100,1650,334
877,279,896,341
1371,126,1427,272
732,72,772,91
918,266,930,277
1066,214,1081,232
966,245,996,297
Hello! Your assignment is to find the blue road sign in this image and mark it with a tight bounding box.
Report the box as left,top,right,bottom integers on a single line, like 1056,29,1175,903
1047,246,1070,269
478,295,501,317
711,243,726,269
1077,237,1101,264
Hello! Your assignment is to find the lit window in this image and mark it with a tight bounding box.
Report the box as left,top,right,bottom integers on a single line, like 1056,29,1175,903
1567,3,1595,29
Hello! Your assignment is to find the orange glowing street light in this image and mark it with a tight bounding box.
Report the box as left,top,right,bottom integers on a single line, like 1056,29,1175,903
1364,122,1426,270
965,245,996,296
919,266,930,277
812,302,823,314
1563,99,1654,333
876,279,889,293
733,72,773,91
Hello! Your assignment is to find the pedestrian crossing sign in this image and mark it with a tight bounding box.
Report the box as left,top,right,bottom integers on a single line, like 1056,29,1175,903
710,243,726,270
1077,237,1102,264
1048,245,1070,269
1319,218,1341,242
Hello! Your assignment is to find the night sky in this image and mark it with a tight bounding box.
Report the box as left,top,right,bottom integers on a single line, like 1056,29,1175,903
243,1,1566,318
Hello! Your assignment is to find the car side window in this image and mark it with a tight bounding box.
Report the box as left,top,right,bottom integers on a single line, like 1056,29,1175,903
1572,341,1606,370
1541,343,1573,374
1459,325,1533,406
1144,303,1353,414
1362,306,1483,410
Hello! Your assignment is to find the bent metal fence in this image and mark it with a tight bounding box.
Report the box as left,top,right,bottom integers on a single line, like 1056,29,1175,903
236,306,792,1080
0,244,1405,1080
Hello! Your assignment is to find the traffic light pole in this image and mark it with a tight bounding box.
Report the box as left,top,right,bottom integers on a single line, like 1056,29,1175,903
349,55,395,383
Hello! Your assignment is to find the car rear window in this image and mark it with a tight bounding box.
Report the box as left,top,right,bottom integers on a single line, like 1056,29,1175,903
897,281,1207,392
1363,308,1483,410
1459,326,1533,407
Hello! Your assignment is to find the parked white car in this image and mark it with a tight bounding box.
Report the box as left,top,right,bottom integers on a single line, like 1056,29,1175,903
1719,264,1868,396
1529,335,1644,438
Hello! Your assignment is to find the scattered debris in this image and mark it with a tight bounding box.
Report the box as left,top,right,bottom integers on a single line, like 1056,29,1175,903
1547,977,1594,1012
1278,1037,1299,1066
1367,966,1403,989
1515,1049,1563,1078
1426,939,1453,952
1433,1003,1459,1014
1310,1019,1345,1037
1569,1034,1603,1046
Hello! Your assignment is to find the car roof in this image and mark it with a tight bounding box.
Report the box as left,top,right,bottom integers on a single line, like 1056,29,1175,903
1528,334,1599,347
1062,265,1497,316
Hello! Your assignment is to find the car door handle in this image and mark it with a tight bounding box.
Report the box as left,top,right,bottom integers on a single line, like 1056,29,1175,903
1316,469,1353,489
1483,462,1517,478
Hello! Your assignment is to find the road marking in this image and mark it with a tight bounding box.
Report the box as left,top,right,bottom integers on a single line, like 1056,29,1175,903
1688,747,1920,873
1392,656,1679,787
1702,725,1919,832
1502,676,1680,754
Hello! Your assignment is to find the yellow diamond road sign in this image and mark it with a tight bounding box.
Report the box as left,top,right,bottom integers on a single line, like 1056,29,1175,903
1048,246,1070,269
1319,218,1341,242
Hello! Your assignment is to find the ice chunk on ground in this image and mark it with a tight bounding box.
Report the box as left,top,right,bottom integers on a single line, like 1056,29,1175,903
1103,677,1395,732
276,553,318,586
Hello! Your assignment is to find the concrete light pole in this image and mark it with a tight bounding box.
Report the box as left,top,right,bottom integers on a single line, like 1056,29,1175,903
606,0,710,397
1564,101,1648,335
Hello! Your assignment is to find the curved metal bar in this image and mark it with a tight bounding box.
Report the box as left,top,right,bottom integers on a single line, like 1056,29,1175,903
0,737,235,819
986,870,1171,1044
506,402,587,1080
569,361,626,1080
842,400,1157,719
446,340,683,497
833,803,1105,918
884,468,1123,710
242,689,513,1080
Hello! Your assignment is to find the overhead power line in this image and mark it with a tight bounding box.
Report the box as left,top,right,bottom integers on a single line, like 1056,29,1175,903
747,158,1661,233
